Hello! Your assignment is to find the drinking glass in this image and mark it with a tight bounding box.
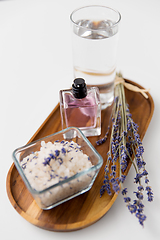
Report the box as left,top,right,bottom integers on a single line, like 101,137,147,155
70,5,121,109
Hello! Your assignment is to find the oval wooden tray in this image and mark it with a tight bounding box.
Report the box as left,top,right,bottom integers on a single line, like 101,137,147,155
6,79,154,232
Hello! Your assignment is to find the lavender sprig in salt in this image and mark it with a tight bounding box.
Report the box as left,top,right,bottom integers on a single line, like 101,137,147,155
97,74,153,226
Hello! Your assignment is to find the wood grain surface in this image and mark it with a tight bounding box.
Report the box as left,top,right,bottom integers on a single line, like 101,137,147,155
6,79,154,231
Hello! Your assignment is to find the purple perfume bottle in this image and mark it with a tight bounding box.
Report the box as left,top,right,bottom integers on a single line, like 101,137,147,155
59,78,101,137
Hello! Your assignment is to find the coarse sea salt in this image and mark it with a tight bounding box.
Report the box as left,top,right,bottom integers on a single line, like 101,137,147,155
20,140,94,208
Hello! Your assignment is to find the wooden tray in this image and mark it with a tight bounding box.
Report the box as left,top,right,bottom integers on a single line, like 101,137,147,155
6,79,154,232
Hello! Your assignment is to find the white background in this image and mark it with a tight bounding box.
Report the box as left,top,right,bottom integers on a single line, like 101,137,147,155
1,0,160,239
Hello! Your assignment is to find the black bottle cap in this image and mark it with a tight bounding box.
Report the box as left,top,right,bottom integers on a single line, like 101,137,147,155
72,78,87,99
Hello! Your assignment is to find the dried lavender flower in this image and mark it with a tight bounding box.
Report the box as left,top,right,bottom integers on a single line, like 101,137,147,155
97,73,153,226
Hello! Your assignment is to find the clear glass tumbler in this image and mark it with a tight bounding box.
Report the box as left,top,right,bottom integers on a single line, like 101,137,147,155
70,5,121,109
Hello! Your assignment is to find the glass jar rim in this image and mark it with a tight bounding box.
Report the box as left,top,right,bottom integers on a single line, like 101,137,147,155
70,5,121,30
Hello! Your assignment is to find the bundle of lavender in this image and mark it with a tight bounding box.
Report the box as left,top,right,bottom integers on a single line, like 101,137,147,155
97,73,153,226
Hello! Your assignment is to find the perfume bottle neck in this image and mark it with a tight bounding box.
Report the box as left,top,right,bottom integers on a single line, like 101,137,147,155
72,78,87,99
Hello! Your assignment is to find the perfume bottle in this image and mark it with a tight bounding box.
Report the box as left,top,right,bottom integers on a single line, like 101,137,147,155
59,78,101,137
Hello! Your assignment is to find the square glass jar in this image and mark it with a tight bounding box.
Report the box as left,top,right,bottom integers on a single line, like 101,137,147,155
12,127,103,210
